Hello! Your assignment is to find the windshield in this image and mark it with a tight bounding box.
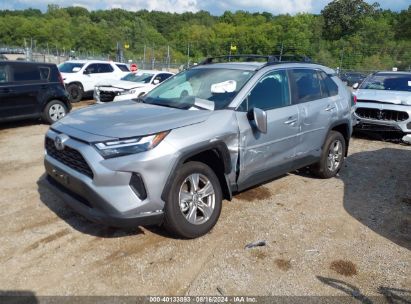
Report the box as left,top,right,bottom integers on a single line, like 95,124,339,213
121,72,154,83
143,68,255,110
58,62,84,73
360,73,411,92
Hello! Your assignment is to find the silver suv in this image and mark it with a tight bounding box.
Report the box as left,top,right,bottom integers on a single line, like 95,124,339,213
43,55,353,238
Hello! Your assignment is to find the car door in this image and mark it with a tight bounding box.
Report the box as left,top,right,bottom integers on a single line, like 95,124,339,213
236,69,300,190
82,63,115,92
290,68,338,161
0,62,43,119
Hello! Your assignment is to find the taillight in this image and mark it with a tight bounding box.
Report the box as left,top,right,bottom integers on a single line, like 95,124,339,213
58,72,64,86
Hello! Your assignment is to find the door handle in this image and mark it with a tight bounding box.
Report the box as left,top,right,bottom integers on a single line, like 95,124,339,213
284,118,297,125
325,105,336,112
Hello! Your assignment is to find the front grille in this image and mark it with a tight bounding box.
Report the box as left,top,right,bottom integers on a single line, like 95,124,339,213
355,108,409,122
99,90,118,102
45,137,93,178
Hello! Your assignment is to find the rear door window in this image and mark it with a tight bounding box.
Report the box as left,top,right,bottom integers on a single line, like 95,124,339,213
12,63,41,82
98,64,114,73
85,64,98,74
116,64,130,72
291,69,322,104
39,67,51,80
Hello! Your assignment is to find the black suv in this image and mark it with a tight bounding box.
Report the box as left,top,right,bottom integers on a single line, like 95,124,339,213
0,61,71,124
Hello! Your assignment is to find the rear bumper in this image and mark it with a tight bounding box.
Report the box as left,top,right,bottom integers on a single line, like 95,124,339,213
41,169,164,228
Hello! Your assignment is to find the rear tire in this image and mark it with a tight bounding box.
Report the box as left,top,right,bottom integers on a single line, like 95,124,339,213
163,161,222,239
311,131,346,179
67,83,83,103
42,100,68,124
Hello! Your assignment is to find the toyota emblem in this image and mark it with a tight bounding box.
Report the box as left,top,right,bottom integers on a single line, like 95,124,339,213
54,134,69,151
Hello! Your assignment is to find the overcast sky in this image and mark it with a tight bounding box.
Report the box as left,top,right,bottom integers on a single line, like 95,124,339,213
0,0,410,14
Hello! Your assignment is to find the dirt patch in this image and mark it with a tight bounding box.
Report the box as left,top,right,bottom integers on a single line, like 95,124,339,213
235,186,272,202
23,228,71,253
275,258,291,271
330,260,358,277
14,216,61,233
251,250,268,260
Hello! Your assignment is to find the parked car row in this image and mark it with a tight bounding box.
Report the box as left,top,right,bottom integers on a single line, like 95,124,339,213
59,60,130,102
94,70,174,103
340,71,367,87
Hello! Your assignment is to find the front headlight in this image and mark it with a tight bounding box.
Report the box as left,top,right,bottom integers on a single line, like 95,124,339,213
94,131,169,158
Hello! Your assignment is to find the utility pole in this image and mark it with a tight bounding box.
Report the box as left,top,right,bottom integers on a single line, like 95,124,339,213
143,45,146,69
167,45,170,71
279,42,284,62
151,43,155,70
339,46,345,72
187,43,190,68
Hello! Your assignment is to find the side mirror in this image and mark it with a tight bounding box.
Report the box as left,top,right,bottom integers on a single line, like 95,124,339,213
248,108,267,133
153,79,160,85
352,83,359,89
83,70,90,75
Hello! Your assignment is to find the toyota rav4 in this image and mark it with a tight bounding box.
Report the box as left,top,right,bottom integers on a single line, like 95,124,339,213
43,55,353,238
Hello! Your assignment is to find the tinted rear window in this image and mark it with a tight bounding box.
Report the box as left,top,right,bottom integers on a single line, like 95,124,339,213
98,64,114,73
12,63,41,82
116,64,130,72
291,69,322,103
360,73,411,92
39,67,50,80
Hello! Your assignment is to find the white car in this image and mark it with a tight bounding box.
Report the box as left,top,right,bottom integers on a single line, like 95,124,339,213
94,70,174,103
59,60,130,102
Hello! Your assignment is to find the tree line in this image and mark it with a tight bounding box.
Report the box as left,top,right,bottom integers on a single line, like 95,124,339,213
0,0,410,70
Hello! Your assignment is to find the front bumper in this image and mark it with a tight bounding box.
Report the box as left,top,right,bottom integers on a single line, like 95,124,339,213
43,129,179,228
354,102,411,134
41,174,163,227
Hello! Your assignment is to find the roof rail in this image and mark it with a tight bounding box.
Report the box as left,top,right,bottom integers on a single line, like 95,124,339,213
198,54,312,66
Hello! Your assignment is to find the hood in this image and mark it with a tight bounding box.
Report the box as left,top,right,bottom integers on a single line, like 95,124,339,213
96,80,148,90
355,89,411,105
53,100,212,141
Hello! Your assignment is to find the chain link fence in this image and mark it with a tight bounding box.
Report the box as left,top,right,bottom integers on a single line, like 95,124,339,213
0,45,185,72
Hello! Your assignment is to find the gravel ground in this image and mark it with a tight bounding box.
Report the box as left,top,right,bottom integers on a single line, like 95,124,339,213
0,103,409,300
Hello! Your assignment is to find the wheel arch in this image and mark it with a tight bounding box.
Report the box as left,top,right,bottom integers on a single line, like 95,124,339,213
161,141,233,202
328,120,351,156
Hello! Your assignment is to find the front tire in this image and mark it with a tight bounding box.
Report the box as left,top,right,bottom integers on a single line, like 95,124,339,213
311,131,346,179
163,161,222,239
67,83,83,103
42,100,68,124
